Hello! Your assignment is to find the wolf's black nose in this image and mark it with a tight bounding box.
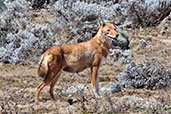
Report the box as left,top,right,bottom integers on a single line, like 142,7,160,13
116,34,119,38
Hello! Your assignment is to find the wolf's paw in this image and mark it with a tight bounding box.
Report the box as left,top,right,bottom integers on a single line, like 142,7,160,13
94,92,102,99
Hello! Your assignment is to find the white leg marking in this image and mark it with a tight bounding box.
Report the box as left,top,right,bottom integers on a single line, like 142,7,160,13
93,78,101,98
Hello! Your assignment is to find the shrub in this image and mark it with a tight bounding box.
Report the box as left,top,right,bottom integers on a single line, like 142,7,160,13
0,0,58,64
116,58,171,89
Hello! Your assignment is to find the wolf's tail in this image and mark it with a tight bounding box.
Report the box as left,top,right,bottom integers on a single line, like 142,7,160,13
38,54,49,78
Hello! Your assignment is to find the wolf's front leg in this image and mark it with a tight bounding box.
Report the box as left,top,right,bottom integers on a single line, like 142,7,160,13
91,66,101,98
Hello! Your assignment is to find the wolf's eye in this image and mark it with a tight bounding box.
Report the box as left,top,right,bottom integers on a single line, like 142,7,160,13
107,30,110,31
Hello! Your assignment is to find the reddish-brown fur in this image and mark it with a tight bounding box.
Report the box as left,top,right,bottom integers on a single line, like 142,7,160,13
35,20,118,102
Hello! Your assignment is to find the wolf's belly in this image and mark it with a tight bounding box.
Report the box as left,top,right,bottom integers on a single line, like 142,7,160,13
63,58,92,73
63,64,90,73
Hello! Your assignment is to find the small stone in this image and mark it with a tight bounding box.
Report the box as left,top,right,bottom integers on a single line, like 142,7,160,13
146,45,152,49
160,30,166,35
139,26,144,32
138,39,147,47
146,35,153,42
100,83,121,95
68,105,75,110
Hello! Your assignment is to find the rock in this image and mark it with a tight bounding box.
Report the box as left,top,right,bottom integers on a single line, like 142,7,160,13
67,105,76,110
139,26,144,32
146,45,152,50
146,35,153,42
160,30,166,35
100,83,121,95
138,39,147,47
112,27,130,49
62,85,88,94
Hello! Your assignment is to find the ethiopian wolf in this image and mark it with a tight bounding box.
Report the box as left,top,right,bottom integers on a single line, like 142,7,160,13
35,19,119,102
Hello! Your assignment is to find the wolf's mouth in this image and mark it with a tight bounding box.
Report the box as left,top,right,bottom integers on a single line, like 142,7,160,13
107,34,118,40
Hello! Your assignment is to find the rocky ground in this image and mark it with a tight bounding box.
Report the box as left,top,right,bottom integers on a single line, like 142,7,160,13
0,0,171,114
0,21,171,113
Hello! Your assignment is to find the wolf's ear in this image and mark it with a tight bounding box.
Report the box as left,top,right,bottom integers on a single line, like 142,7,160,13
98,16,105,27
109,16,115,24
97,26,103,38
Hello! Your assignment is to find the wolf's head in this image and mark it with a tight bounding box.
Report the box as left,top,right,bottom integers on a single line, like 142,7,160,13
97,19,119,48
97,18,129,50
